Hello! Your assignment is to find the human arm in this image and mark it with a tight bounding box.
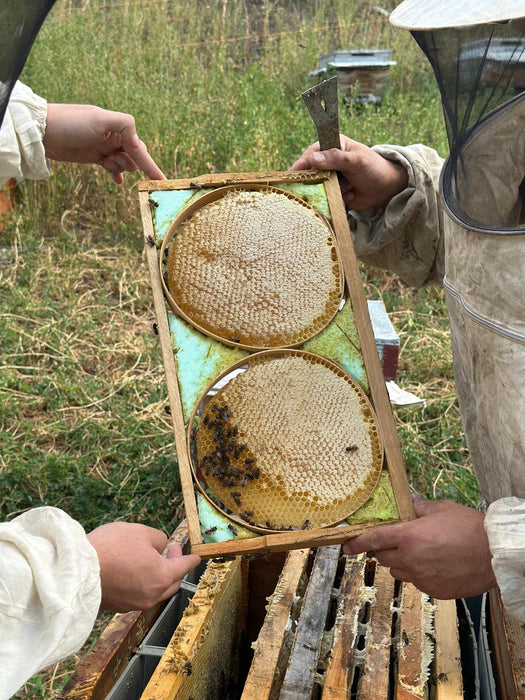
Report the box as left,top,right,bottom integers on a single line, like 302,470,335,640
44,103,165,184
0,507,101,698
0,81,165,187
291,136,447,286
86,521,201,612
0,507,200,697
291,135,409,211
343,497,497,600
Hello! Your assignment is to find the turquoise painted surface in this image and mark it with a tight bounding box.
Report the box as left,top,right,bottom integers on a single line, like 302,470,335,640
168,312,248,422
197,492,256,542
279,182,331,220
150,189,206,241
148,182,394,542
303,300,369,394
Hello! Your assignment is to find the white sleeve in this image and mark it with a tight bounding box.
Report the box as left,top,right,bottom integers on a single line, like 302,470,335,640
485,497,525,623
0,81,50,188
0,506,101,699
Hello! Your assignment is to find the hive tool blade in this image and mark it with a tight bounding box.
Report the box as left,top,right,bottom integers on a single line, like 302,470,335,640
301,75,341,151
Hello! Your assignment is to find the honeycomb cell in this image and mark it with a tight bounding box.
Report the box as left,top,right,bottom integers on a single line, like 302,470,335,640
165,186,343,349
191,350,384,531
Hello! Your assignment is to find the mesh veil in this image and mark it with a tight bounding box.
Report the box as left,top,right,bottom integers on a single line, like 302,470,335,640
0,0,57,128
412,20,525,232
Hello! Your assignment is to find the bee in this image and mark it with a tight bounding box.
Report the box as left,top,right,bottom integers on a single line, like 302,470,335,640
242,509,254,518
148,197,159,208
164,405,171,415
204,526,217,535
189,181,203,190
230,492,242,507
402,631,410,646
152,322,159,336
265,520,276,529
301,519,311,530
227,523,238,536
346,444,358,452
244,457,254,466
182,661,193,675
146,234,156,248
229,337,240,343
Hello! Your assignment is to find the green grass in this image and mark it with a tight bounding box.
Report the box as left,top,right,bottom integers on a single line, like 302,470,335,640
1,0,476,696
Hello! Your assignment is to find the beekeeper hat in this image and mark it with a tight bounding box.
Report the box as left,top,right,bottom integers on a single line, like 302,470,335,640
390,0,525,30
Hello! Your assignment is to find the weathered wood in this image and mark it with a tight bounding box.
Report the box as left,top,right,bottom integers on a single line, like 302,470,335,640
279,545,341,699
324,174,415,522
58,607,164,700
396,583,433,699
241,549,311,700
488,588,525,699
140,558,246,699
191,520,399,558
433,598,463,699
139,191,202,545
359,563,397,699
138,170,330,192
59,522,190,699
322,555,368,699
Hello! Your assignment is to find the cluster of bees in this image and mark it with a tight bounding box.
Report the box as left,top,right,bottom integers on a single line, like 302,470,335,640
198,403,313,532
198,403,260,519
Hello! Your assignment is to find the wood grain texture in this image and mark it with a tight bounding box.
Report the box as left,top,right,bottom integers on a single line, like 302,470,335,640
241,549,310,700
322,555,368,699
279,545,341,699
489,588,525,700
433,599,463,699
139,191,202,544
324,173,415,522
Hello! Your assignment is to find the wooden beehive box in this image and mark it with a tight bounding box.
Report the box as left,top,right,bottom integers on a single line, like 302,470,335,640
138,170,415,558
60,533,468,700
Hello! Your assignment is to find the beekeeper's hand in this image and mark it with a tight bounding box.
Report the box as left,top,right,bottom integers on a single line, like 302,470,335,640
343,497,497,599
290,134,408,211
44,104,165,184
87,522,200,612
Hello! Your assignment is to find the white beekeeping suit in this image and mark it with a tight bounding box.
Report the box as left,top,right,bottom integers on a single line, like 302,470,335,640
351,0,525,621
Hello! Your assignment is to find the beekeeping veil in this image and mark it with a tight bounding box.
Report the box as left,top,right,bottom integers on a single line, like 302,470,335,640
390,0,525,233
0,0,57,128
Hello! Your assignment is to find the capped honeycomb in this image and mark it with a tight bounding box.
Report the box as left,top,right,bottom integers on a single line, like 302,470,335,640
165,186,343,349
192,351,384,531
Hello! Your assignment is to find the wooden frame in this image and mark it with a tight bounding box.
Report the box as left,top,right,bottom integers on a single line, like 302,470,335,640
138,170,415,558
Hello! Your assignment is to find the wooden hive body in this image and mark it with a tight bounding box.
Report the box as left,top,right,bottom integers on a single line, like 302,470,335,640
61,525,470,699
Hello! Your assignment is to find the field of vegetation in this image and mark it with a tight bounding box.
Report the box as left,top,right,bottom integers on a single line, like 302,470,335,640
0,0,479,695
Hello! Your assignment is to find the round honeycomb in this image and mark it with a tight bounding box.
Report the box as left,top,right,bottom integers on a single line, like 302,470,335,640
191,351,384,531
164,186,343,349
